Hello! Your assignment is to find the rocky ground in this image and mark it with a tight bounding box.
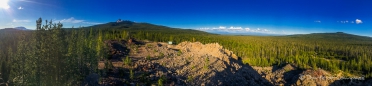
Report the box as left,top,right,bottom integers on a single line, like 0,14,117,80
253,64,372,86
87,39,372,86
94,39,271,86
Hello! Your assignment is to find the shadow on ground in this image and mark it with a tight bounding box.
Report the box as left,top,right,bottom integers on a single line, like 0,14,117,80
203,58,273,86
330,77,372,86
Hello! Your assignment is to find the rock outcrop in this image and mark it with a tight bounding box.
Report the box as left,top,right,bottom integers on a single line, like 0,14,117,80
97,40,372,86
97,40,272,86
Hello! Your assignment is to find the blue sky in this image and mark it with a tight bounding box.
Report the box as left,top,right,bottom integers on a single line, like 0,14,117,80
1,0,371,36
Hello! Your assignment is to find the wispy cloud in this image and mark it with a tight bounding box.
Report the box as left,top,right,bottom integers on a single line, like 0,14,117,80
12,19,30,23
339,20,348,23
356,19,362,24
18,6,24,10
228,26,243,30
314,20,321,23
198,26,277,34
54,17,102,25
338,19,363,24
56,17,84,23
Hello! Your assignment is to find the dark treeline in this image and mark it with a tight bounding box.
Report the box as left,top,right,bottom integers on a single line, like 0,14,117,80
0,18,109,85
0,19,371,85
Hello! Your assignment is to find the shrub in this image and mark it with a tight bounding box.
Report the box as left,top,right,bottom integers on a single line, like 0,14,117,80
146,55,151,60
153,49,157,53
204,57,209,69
130,69,134,80
177,50,182,56
146,44,153,48
123,56,131,66
187,75,193,82
191,65,195,70
159,52,165,58
158,75,166,86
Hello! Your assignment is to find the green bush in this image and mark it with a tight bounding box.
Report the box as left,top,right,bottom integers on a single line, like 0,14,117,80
187,75,193,82
177,50,182,56
146,55,151,60
204,57,209,69
159,52,165,58
130,69,134,80
158,75,166,86
123,56,131,66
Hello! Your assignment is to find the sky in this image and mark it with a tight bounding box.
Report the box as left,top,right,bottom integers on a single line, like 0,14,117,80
0,0,371,36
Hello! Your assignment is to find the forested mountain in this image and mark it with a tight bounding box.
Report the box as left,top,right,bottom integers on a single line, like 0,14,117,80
287,32,372,42
83,21,372,77
87,21,372,76
73,21,213,35
1,20,371,85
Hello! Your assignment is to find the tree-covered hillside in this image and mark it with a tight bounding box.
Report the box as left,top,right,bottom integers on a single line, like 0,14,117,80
1,20,371,85
83,21,372,77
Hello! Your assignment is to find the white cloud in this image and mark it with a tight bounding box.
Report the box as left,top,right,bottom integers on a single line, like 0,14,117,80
356,19,362,24
198,26,276,34
340,20,348,23
228,26,243,30
58,17,84,23
52,17,102,25
18,6,24,10
245,28,250,31
338,19,363,24
314,20,321,23
12,19,30,23
219,26,226,29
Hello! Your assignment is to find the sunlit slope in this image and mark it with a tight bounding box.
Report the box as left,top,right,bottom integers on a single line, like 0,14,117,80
74,21,372,77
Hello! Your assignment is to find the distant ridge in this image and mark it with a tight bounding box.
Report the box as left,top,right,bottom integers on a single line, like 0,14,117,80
0,28,26,35
14,27,30,30
1,26,30,30
65,20,371,39
75,21,214,35
286,32,372,41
